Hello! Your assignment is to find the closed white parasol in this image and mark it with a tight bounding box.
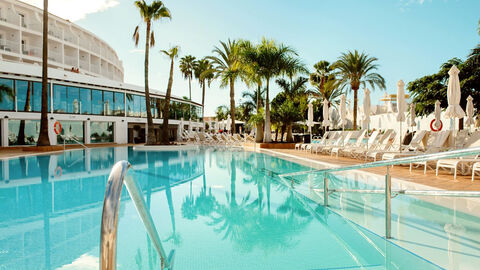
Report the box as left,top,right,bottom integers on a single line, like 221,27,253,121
322,99,330,128
465,95,474,128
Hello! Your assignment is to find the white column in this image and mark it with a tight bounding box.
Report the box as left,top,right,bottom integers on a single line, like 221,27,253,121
84,119,91,144
48,117,57,145
1,118,8,147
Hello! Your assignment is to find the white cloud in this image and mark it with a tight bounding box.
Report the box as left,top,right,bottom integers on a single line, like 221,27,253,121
22,0,119,21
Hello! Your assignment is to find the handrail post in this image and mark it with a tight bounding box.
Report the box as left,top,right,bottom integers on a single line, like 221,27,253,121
324,172,329,206
385,166,391,239
100,161,172,270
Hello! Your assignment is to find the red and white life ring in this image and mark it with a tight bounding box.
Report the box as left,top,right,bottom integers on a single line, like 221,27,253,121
430,119,443,132
55,166,63,178
54,121,62,135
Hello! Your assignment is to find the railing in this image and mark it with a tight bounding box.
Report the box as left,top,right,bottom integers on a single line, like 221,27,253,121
48,50,62,63
22,45,42,58
79,58,89,70
0,38,19,53
64,55,78,66
26,23,42,32
61,134,88,150
279,146,480,239
100,161,175,270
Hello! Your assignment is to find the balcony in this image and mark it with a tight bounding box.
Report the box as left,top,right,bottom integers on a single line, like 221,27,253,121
48,50,62,63
64,32,77,45
0,38,19,53
90,43,100,55
21,44,41,58
79,58,89,70
0,11,20,26
48,26,62,40
64,55,77,67
90,64,100,74
26,23,42,32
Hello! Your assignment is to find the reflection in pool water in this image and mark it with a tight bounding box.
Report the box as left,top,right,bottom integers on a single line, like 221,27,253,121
0,147,455,269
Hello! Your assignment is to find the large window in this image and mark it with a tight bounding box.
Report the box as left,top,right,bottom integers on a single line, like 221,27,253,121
126,94,134,117
91,121,114,143
103,91,113,116
80,88,91,114
67,86,80,114
32,82,49,112
114,92,125,116
8,120,40,146
0,78,15,111
16,80,33,112
56,121,84,144
53,84,67,112
133,95,142,117
92,89,103,115
140,96,146,117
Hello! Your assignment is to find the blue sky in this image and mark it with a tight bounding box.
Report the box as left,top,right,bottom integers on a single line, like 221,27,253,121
31,0,480,116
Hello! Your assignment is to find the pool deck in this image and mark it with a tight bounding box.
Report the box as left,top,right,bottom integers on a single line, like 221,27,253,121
265,148,480,191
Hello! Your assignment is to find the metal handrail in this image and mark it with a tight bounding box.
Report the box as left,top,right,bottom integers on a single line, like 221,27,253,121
280,146,480,177
100,161,174,270
62,134,88,150
278,146,480,239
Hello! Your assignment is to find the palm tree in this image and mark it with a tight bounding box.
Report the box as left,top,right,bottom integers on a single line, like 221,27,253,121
208,39,242,133
334,50,385,129
132,0,171,145
243,38,297,142
311,76,342,107
241,88,264,113
37,0,50,146
310,60,335,99
179,55,196,100
160,46,179,144
193,58,215,116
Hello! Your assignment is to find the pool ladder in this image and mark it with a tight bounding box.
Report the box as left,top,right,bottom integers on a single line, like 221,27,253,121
100,161,175,270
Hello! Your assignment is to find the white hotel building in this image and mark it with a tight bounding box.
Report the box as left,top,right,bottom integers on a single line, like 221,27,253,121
0,0,203,147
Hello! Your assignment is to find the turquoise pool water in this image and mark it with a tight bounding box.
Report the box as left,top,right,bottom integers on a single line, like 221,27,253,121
0,147,477,269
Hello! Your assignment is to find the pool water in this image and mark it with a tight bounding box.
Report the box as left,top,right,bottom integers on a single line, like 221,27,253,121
0,147,477,269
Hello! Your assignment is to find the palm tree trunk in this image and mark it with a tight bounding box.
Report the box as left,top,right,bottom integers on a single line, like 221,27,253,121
144,21,156,145
18,82,32,145
255,84,264,143
37,0,50,146
189,77,192,100
275,128,278,141
229,79,236,133
286,124,294,142
264,78,271,142
353,88,358,130
201,79,206,117
161,57,175,144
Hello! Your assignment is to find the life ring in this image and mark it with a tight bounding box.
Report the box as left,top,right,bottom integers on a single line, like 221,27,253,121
55,166,62,178
54,121,62,135
430,119,443,132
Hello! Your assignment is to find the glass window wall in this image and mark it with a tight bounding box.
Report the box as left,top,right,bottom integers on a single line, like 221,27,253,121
16,80,33,112
90,121,114,143
53,84,67,113
92,89,103,115
0,78,15,111
8,120,40,146
114,92,125,116
103,91,114,116
56,121,84,144
126,93,134,117
67,86,80,114
80,88,91,114
32,82,49,112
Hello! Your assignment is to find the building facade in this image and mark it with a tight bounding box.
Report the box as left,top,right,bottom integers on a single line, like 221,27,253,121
0,0,203,147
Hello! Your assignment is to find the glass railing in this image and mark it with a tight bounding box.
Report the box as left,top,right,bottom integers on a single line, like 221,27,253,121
279,146,480,239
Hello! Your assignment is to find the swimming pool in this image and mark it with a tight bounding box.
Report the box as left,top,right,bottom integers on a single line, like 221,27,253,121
0,147,478,269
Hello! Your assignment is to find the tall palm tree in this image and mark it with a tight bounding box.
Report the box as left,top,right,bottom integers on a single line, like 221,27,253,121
179,55,196,100
310,60,335,100
37,0,50,146
160,46,179,144
243,38,297,142
133,0,171,145
193,58,215,116
334,50,385,129
208,39,242,133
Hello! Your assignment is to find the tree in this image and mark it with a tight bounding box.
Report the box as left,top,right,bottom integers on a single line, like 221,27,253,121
215,105,229,121
208,39,242,133
334,50,385,129
242,38,297,142
274,77,310,142
310,60,335,101
160,46,179,144
310,76,343,107
37,0,50,146
193,58,215,116
409,57,480,128
132,0,171,145
179,55,196,100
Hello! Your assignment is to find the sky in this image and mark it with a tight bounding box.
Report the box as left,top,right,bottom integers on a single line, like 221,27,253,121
24,0,480,116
